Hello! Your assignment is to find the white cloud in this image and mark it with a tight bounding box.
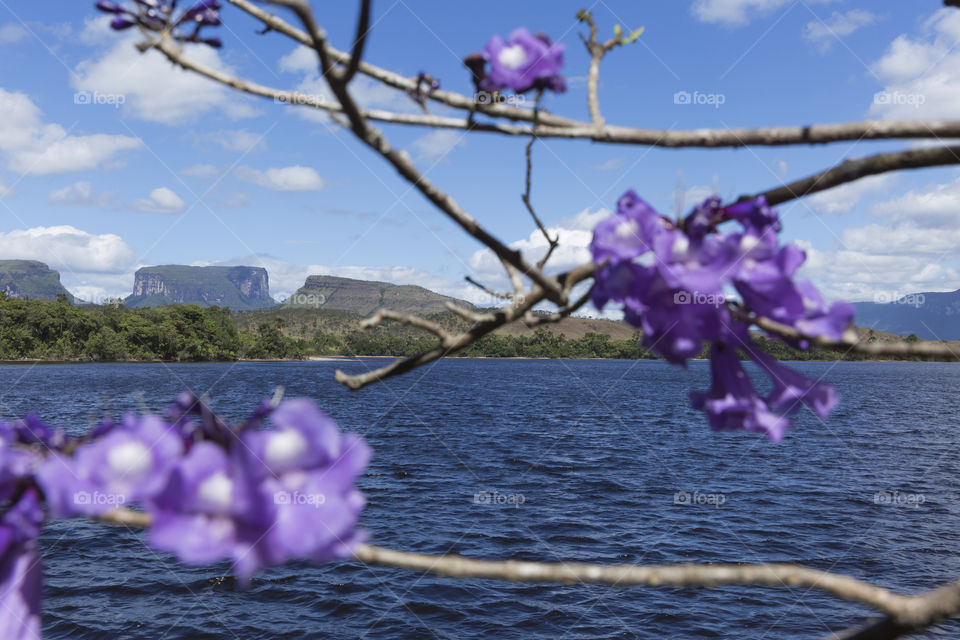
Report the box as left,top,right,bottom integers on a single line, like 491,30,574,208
132,187,186,214
799,241,960,302
73,34,259,125
803,10,879,53
467,208,610,285
870,9,960,119
203,129,266,153
691,0,836,26
0,225,134,274
181,164,218,178
48,181,113,207
236,165,324,191
805,174,898,215
0,179,11,198
0,23,27,44
0,88,141,175
412,130,465,163
873,175,960,228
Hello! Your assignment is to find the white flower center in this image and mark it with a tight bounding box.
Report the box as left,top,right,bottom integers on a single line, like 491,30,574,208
107,441,152,478
672,235,689,256
198,472,233,510
740,235,759,252
615,219,639,240
498,44,527,70
265,429,308,467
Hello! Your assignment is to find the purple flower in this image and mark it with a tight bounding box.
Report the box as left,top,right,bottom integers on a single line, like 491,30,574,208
0,489,43,640
148,398,370,581
744,343,838,419
38,413,183,517
479,28,565,94
691,343,790,442
110,15,135,30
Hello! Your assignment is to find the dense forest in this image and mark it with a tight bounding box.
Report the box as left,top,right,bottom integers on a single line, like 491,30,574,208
0,294,945,362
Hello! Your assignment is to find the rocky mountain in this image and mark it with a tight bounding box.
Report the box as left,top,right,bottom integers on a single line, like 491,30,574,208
286,274,475,315
124,265,275,310
0,260,74,302
854,289,960,340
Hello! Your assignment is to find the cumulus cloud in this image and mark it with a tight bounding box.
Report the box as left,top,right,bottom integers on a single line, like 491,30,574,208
0,179,11,198
805,174,898,215
691,0,837,26
799,241,960,302
412,130,466,163
236,165,324,191
73,32,258,125
0,88,141,175
873,175,960,228
467,208,610,286
132,187,186,214
870,9,960,120
803,9,879,53
0,226,134,274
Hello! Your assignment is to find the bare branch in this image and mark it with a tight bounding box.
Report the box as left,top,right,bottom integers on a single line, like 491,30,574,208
751,145,960,207
341,0,371,84
226,1,960,149
335,263,596,389
361,309,454,343
444,301,497,324
464,276,514,303
522,283,595,328
749,314,960,360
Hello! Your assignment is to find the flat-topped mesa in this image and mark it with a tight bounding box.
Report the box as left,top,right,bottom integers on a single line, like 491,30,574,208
0,260,74,302
290,274,475,316
125,265,275,310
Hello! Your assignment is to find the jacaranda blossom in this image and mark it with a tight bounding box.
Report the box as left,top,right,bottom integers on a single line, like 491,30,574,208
474,28,566,94
95,0,223,47
591,190,854,440
148,398,370,581
38,413,183,517
0,489,43,640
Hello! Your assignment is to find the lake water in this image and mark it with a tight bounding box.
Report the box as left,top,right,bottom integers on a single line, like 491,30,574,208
3,359,959,639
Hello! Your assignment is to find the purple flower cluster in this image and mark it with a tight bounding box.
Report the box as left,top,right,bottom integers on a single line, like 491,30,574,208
0,394,369,638
95,0,223,48
591,191,855,441
465,28,566,96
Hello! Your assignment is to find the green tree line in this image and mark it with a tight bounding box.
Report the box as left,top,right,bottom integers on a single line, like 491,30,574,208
0,294,948,362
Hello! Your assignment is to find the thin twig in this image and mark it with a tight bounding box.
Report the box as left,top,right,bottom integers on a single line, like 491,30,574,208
341,0,371,84
361,309,454,344
520,92,559,269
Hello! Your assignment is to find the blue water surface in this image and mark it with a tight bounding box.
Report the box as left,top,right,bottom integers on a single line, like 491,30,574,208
1,358,957,639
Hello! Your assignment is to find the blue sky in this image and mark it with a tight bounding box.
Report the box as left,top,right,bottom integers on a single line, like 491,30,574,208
0,0,958,309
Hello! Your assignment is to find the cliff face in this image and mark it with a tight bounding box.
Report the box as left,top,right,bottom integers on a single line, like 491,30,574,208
125,265,274,310
0,260,74,302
